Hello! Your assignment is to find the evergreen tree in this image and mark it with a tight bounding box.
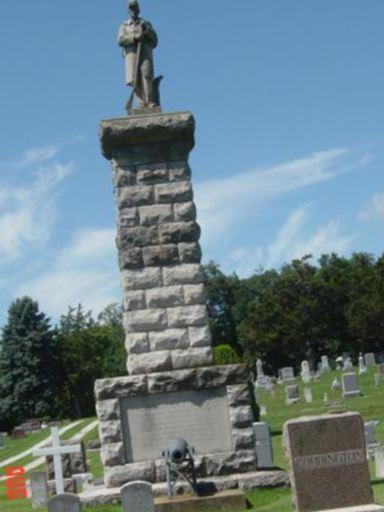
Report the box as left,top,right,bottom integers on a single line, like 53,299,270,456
0,297,58,431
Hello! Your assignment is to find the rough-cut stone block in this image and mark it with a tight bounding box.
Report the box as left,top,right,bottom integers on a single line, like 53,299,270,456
100,113,195,161
95,399,120,421
121,268,162,290
226,385,252,407
146,286,184,308
205,450,256,476
99,421,123,444
147,369,196,394
159,222,200,245
118,207,139,227
179,242,202,263
104,462,156,487
127,351,172,375
125,309,167,333
163,264,204,286
174,202,197,222
100,443,125,467
232,428,255,450
171,347,213,369
142,245,179,267
118,248,143,270
183,284,205,305
195,365,249,389
119,226,158,248
123,291,146,311
137,163,168,184
167,305,208,328
112,163,136,187
125,333,150,354
149,328,189,351
188,326,212,347
229,405,254,428
155,182,193,204
169,161,191,182
116,185,154,208
139,204,173,226
95,375,147,400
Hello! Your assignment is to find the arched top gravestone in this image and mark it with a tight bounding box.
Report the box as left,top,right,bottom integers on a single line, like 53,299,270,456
47,493,81,512
121,481,154,512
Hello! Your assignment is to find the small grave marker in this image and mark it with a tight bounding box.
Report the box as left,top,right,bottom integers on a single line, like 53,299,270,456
365,353,376,366
304,387,313,404
47,493,81,512
253,422,273,468
121,481,154,512
285,385,300,405
342,373,361,398
280,367,295,383
375,446,384,479
30,471,48,509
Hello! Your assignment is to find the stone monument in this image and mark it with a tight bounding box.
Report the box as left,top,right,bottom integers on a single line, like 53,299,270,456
94,1,256,489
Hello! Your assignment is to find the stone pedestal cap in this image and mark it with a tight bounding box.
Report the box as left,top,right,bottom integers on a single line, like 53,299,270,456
99,112,195,160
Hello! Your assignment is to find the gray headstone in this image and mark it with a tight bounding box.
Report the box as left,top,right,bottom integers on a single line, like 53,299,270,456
321,355,330,371
283,412,375,511
365,353,376,366
280,367,295,382
343,356,353,371
285,384,300,405
300,361,311,384
253,422,273,468
359,355,367,375
0,432,4,449
378,363,384,376
304,387,313,404
30,471,48,509
47,493,81,512
342,373,361,398
375,446,384,479
121,481,154,512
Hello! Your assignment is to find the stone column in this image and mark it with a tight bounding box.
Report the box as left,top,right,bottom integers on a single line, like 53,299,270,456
96,111,256,489
100,112,213,376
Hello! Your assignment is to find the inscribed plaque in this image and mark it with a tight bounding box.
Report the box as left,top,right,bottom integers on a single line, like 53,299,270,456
120,388,232,462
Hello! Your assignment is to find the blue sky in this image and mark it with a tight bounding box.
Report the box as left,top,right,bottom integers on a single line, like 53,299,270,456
0,0,383,324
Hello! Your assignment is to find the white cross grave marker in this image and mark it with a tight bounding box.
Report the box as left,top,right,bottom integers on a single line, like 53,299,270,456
33,427,81,495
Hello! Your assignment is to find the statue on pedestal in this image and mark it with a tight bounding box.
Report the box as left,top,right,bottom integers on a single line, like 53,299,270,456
118,0,162,113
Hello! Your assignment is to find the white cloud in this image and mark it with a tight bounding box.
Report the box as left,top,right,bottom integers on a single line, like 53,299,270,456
17,228,119,320
222,206,354,277
359,193,384,221
0,155,72,263
18,146,58,168
195,147,369,260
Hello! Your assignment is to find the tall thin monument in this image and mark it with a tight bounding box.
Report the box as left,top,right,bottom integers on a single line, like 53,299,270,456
95,1,256,488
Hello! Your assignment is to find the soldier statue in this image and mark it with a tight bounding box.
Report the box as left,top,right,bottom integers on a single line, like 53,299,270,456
118,0,162,113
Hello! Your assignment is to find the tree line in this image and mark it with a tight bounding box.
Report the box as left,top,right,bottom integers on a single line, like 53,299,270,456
0,252,383,430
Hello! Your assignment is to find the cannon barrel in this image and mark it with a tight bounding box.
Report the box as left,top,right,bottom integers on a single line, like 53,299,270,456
166,437,190,464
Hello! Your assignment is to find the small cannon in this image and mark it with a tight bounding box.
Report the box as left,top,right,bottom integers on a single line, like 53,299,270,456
162,438,198,498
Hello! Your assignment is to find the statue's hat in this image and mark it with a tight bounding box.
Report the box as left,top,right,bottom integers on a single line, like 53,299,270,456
128,0,140,8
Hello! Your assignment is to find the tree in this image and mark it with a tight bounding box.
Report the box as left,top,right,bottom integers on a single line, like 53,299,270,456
0,297,58,431
56,303,126,418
